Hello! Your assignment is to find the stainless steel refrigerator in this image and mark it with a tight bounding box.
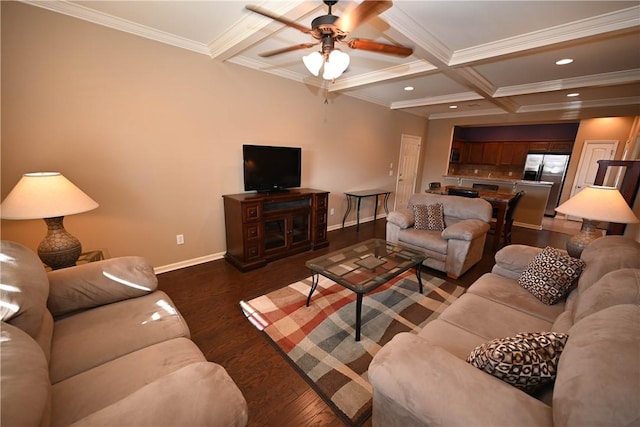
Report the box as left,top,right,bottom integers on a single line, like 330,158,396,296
523,154,571,216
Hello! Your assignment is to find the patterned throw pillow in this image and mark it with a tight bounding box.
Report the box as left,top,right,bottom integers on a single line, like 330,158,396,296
413,203,445,231
517,246,586,305
467,332,568,393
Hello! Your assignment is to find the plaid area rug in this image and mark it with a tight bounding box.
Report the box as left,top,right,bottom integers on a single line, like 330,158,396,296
240,269,465,426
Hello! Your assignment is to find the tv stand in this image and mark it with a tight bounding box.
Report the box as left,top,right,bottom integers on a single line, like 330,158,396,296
222,188,329,271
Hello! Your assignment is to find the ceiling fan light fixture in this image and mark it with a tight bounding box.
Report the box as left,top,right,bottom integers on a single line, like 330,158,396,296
322,49,350,80
303,51,323,76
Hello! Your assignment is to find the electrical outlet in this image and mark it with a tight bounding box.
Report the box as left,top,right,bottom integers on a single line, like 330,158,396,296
176,234,184,245
389,170,393,176
330,208,335,215
508,171,513,176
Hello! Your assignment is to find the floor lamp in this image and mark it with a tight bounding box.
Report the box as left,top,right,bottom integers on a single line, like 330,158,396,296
555,185,638,259
1,172,99,269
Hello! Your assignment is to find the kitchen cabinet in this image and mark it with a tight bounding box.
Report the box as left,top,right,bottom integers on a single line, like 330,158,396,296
499,142,528,166
463,142,501,165
528,141,573,154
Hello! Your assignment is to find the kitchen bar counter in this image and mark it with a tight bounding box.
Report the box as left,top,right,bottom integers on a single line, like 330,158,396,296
441,176,551,229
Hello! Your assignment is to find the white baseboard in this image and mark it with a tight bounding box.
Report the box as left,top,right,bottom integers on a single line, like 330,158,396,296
155,215,388,274
154,252,225,274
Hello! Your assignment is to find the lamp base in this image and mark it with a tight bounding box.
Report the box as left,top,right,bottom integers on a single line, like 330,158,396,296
566,219,602,259
37,216,82,270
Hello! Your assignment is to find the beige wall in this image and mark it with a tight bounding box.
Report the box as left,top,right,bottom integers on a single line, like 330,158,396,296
1,2,426,268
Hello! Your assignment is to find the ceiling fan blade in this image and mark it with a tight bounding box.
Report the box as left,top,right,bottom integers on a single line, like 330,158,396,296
334,0,393,34
259,43,319,58
347,38,413,57
245,5,312,34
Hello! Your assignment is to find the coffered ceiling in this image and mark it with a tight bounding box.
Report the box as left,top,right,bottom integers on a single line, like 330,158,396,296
28,0,640,119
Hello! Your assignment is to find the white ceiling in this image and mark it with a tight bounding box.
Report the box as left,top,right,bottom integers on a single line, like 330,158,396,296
29,0,640,120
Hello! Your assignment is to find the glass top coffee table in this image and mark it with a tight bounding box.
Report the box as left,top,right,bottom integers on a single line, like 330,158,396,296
305,238,427,341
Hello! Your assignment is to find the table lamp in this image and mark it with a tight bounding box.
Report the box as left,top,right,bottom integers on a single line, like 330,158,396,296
555,185,638,258
1,172,99,269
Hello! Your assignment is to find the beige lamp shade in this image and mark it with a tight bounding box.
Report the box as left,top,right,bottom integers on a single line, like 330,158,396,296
555,185,639,224
1,172,98,219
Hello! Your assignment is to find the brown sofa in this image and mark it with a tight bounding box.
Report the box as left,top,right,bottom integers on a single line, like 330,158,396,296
386,192,492,278
369,235,640,426
0,240,248,426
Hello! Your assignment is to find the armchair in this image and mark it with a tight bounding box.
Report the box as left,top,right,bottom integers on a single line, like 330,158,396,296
386,193,492,278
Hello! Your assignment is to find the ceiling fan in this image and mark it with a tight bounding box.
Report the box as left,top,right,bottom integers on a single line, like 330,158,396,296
245,0,413,80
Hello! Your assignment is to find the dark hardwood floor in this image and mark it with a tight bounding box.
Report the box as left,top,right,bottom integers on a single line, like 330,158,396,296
157,220,570,427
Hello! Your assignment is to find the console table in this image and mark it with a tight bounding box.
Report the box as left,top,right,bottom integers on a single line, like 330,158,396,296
222,188,329,271
342,189,391,231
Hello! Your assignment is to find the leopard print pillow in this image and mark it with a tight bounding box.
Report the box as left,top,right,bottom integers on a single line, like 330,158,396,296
413,203,445,231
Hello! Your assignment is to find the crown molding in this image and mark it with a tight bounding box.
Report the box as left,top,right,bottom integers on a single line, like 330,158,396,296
495,69,640,97
428,107,509,120
450,6,640,66
24,0,210,55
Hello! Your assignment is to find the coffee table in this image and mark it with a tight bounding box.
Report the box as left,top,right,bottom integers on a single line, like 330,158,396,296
305,238,427,341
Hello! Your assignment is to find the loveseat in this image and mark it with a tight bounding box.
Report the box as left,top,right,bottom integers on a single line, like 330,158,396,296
386,192,492,279
0,240,248,426
369,235,640,426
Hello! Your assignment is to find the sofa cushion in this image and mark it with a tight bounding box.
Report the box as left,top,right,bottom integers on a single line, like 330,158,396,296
518,247,585,305
1,322,51,427
408,193,492,222
398,229,448,255
51,337,207,426
553,304,640,426
573,268,640,323
438,293,553,340
413,203,444,231
0,240,50,340
47,256,158,316
467,332,567,393
49,291,190,383
467,273,565,323
578,236,640,293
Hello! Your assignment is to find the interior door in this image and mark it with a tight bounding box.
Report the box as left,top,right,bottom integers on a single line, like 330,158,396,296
567,140,618,220
394,134,422,210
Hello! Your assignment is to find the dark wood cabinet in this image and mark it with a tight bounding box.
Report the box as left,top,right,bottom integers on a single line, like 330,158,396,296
529,141,573,153
499,142,528,166
223,189,329,271
464,142,501,165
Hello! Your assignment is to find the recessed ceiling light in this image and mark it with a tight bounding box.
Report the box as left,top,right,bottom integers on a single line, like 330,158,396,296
449,105,458,109
404,86,414,91
567,92,580,97
556,58,574,65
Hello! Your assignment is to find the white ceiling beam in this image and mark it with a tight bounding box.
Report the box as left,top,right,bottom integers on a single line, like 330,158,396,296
327,60,437,92
495,69,640,97
208,1,314,60
390,92,484,109
450,6,640,66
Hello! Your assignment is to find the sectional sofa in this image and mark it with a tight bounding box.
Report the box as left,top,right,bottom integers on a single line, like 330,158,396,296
369,235,640,426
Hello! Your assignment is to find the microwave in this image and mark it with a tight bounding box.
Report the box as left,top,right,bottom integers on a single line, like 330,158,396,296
450,148,461,163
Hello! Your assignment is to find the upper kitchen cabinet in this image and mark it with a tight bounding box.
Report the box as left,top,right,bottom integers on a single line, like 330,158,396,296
499,142,529,166
451,123,579,165
529,141,574,154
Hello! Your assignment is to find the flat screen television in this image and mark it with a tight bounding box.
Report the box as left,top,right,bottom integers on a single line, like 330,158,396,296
243,144,302,192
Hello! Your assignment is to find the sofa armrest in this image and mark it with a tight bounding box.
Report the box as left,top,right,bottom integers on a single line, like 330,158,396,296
47,256,157,317
441,219,490,241
369,333,552,427
491,244,544,280
70,363,248,427
387,208,414,229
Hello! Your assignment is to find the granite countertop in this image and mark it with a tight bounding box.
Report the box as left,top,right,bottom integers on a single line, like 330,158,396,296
444,175,553,186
